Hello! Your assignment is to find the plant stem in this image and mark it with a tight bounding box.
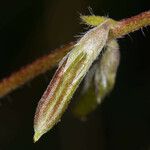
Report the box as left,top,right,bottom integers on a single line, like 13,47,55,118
110,10,150,38
0,10,149,98
0,43,74,98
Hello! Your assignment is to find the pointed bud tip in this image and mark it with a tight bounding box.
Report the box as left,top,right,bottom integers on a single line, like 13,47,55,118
33,131,42,143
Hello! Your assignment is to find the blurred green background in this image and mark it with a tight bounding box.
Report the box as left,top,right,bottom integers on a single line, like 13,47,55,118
0,0,150,150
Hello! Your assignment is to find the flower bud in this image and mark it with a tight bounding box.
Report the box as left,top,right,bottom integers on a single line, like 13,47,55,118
34,20,111,142
72,40,120,119
95,40,120,104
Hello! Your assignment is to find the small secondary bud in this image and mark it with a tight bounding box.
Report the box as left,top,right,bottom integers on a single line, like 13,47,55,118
72,40,120,119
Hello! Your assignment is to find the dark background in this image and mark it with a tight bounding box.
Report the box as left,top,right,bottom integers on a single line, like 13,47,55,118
0,0,150,150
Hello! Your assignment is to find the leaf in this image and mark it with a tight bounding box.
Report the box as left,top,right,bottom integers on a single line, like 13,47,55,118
33,20,111,142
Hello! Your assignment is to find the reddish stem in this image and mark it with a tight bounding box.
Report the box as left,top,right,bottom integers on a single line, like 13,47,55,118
0,11,150,98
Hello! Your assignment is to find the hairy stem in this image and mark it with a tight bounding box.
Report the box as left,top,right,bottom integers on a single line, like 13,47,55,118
110,10,150,38
0,43,74,98
0,10,149,98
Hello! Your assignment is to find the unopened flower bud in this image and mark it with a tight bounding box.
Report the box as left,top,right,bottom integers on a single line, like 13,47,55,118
72,40,120,119
95,40,120,104
34,20,111,142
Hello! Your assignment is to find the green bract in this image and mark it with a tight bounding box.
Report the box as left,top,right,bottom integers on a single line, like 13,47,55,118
81,15,117,26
